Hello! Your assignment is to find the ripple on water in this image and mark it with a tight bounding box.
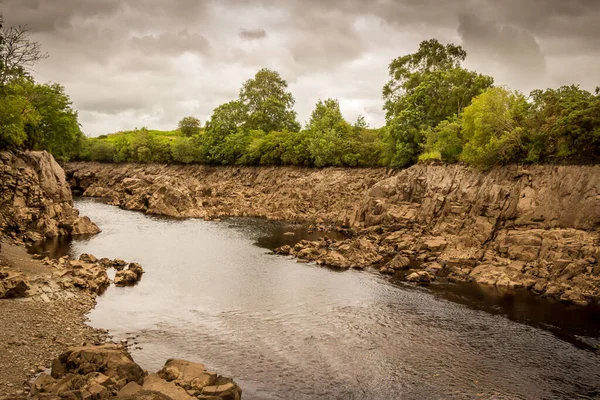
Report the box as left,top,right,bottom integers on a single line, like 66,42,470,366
40,198,600,400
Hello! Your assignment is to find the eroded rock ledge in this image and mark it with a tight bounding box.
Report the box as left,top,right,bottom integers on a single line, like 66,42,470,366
0,151,100,244
67,162,600,305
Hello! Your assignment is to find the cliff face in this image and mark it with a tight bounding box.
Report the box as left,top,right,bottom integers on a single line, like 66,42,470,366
0,151,100,243
66,161,600,305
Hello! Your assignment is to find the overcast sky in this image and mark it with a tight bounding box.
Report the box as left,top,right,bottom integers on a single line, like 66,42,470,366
3,0,600,136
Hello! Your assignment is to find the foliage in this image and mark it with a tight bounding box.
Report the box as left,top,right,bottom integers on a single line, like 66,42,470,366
420,118,463,163
382,39,493,166
177,116,201,137
240,68,300,133
524,85,600,162
460,87,528,167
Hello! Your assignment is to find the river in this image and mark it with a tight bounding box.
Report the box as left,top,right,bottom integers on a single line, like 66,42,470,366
36,198,600,399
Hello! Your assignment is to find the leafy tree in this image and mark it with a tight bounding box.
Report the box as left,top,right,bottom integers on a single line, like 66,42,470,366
171,137,198,164
178,116,201,137
113,135,132,162
204,100,248,161
0,82,39,148
382,39,493,166
23,81,84,161
525,85,600,162
89,140,116,162
460,87,528,167
240,68,300,133
419,118,463,163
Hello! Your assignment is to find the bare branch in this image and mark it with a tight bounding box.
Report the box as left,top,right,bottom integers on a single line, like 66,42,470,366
0,24,49,85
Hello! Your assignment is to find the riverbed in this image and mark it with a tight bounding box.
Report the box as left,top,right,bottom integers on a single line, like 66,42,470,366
40,198,600,399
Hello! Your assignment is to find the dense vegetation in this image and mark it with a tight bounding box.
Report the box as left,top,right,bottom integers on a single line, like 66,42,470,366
0,16,85,162
1,12,598,168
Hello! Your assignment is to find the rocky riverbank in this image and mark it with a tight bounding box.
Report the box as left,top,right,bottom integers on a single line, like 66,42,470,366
0,151,240,399
68,162,600,305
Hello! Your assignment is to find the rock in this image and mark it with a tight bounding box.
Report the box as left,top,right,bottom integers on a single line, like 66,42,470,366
79,254,98,263
283,232,295,236
273,245,291,255
157,359,216,391
0,272,29,299
385,254,410,271
406,270,433,283
142,374,193,400
0,150,99,240
200,381,241,400
114,263,144,286
117,381,142,397
50,344,145,388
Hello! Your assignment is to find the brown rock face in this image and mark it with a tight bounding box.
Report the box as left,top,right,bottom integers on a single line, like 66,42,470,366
0,151,100,242
67,162,600,304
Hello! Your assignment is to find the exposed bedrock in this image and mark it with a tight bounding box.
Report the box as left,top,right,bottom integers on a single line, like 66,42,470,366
0,151,100,243
67,162,600,305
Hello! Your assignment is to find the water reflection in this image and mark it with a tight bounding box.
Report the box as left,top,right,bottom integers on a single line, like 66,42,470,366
29,198,600,400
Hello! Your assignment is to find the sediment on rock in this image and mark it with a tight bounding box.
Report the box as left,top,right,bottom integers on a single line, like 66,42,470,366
69,162,600,305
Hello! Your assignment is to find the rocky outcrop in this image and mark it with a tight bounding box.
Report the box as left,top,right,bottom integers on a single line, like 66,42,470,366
67,162,391,223
67,162,600,305
37,254,145,293
0,151,100,243
31,345,242,400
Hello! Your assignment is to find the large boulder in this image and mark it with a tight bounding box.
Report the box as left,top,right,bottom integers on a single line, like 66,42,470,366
114,263,144,286
0,271,29,298
50,344,145,388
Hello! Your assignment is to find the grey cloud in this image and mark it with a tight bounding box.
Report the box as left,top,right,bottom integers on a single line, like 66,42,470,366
458,12,546,89
2,0,600,136
239,28,267,40
130,30,211,56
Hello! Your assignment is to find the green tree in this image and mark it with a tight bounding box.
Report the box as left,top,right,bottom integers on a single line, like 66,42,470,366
460,87,528,167
23,81,84,161
382,39,493,166
178,116,201,137
204,100,248,162
525,85,600,162
89,140,116,162
240,68,300,133
171,137,198,164
0,83,39,148
419,118,463,162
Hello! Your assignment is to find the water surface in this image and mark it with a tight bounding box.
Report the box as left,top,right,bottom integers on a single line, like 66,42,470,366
54,199,600,399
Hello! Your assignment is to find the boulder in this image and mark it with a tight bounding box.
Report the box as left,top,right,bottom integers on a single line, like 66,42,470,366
406,270,433,283
114,263,144,286
142,374,193,400
50,344,145,388
0,271,29,298
273,245,291,255
158,359,216,392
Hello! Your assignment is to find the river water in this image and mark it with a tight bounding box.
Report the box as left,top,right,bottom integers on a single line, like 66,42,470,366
39,199,600,399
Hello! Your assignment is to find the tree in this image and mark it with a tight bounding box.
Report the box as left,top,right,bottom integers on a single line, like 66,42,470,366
525,85,600,162
178,116,201,137
0,25,48,85
0,82,39,148
419,118,463,163
204,100,248,162
460,87,528,167
382,39,493,166
171,137,198,164
240,68,300,133
23,81,84,161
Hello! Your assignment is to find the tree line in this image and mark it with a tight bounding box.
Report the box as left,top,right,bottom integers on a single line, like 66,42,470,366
1,13,598,168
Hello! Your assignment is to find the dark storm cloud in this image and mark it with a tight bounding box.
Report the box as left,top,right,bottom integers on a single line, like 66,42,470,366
1,0,599,135
239,28,267,40
458,12,546,88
